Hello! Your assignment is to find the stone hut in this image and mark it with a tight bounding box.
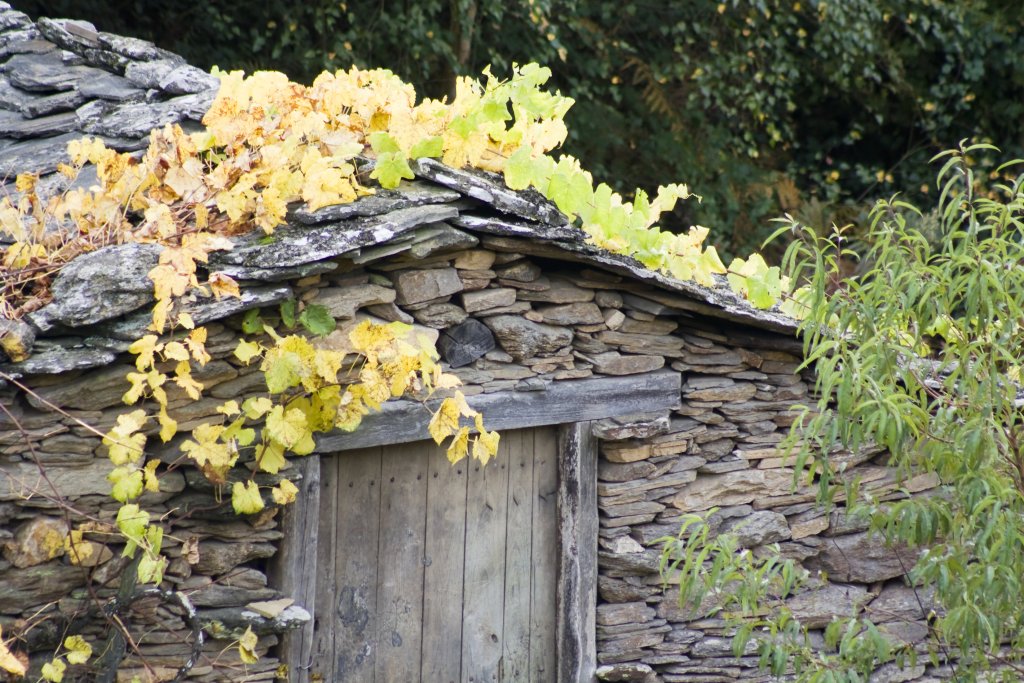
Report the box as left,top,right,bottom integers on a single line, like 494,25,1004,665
0,9,943,683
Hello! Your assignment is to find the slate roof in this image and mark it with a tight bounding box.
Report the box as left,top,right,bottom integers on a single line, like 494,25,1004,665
0,7,799,379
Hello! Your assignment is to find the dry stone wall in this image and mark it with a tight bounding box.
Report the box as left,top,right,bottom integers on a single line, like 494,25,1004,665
2,225,942,681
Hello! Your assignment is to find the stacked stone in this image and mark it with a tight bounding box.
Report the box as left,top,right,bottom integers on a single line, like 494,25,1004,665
0,5,218,189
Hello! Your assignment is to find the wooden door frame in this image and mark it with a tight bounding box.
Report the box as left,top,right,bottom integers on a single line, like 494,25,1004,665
269,370,681,683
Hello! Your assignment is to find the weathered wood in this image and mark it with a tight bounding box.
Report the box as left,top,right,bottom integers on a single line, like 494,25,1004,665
502,429,535,680
268,455,320,683
557,423,599,683
310,449,340,681
374,442,428,682
315,371,681,452
420,443,470,683
461,440,511,682
531,428,560,680
332,447,383,681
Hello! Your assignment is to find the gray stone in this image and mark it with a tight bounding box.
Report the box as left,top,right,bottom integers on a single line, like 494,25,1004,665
484,315,573,360
619,316,678,335
461,287,516,313
194,541,276,575
869,663,926,683
786,583,869,629
188,584,279,608
4,51,94,91
495,260,542,282
78,71,146,102
25,361,133,410
595,663,656,682
393,267,463,305
597,601,656,626
123,58,179,88
364,302,413,324
537,302,604,325
410,302,468,328
408,223,478,258
593,413,671,441
289,181,460,224
589,352,666,376
518,276,594,303
314,283,395,319
83,92,213,138
2,344,116,375
867,582,936,623
804,531,911,583
718,510,791,547
44,242,160,326
599,461,658,483
159,64,219,94
0,107,81,140
0,562,82,614
411,157,567,225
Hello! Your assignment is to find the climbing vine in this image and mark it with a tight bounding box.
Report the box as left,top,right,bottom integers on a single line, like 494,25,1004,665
0,60,795,677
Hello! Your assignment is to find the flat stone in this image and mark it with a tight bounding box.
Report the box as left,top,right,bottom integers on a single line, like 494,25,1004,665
2,344,116,375
495,260,542,282
0,107,80,138
595,663,655,682
867,582,936,623
290,181,460,224
718,510,791,547
159,64,219,94
4,51,94,91
0,318,34,362
408,223,478,258
589,352,666,376
83,92,213,138
78,71,146,102
26,361,133,409
619,316,678,335
0,458,113,500
411,157,567,226
44,242,161,327
392,267,463,306
0,561,82,614
804,531,913,583
484,315,572,360
453,249,496,270
593,413,670,441
189,584,279,608
596,601,656,626
598,460,657,482
603,309,625,330
517,276,594,303
2,517,68,568
786,583,869,629
437,318,495,368
684,379,757,402
194,541,276,575
410,302,468,328
461,287,516,313
314,284,395,319
122,58,179,88
537,302,603,325
672,468,797,512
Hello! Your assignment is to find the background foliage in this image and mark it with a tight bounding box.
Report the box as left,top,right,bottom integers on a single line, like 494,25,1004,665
16,0,1024,257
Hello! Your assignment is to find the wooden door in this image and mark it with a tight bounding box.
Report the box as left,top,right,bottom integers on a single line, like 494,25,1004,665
311,427,560,682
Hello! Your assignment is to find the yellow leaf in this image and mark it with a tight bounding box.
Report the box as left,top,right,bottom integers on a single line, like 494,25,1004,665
157,406,178,442
272,478,299,505
234,339,263,364
238,626,259,664
428,396,461,445
174,361,204,400
232,481,265,515
218,400,241,416
0,625,27,677
177,311,196,330
472,416,501,466
128,335,161,371
242,396,274,420
209,272,241,299
186,327,210,364
41,657,66,682
63,635,92,665
142,460,161,493
447,426,470,464
255,439,287,474
163,341,190,361
265,405,308,449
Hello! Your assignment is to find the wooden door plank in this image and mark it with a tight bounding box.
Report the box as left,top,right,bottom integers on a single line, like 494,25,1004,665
461,434,511,682
530,427,559,682
557,423,599,683
501,429,534,681
269,455,320,682
310,453,338,681
421,441,470,683
373,441,429,682
334,447,383,681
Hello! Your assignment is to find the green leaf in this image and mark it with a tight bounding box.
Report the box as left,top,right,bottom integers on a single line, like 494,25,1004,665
298,304,335,336
279,299,297,329
263,351,302,394
503,147,536,191
241,309,264,334
108,466,144,502
232,480,265,515
116,504,149,558
137,552,167,584
370,151,415,189
368,131,401,154
409,135,443,159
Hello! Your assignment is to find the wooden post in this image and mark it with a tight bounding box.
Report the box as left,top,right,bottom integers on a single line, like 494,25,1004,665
557,422,598,683
268,454,320,683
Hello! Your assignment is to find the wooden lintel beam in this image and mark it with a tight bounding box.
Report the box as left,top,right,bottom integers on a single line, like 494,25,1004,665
313,369,681,453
